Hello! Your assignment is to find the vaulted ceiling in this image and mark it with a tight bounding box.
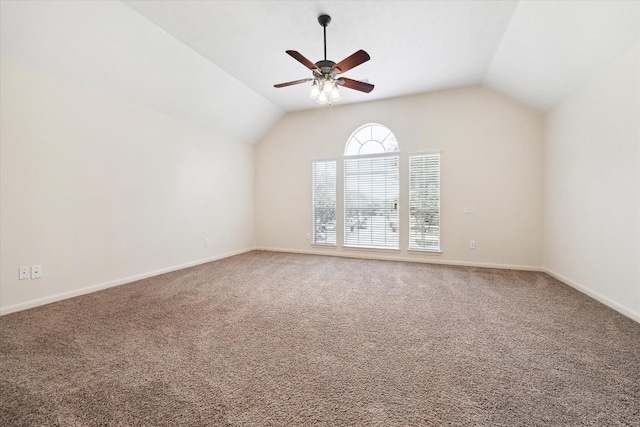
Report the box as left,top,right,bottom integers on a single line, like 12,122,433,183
1,1,638,144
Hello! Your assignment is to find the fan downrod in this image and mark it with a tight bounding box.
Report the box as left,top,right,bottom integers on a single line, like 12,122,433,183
318,15,331,61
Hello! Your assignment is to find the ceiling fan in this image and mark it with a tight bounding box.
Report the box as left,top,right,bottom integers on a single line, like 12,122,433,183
274,14,374,105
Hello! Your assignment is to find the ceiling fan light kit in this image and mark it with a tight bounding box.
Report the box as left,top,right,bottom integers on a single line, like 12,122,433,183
274,14,374,105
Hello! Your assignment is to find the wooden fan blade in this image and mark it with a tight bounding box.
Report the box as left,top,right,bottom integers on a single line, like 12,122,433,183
332,50,370,73
339,77,374,93
274,78,313,88
286,50,320,71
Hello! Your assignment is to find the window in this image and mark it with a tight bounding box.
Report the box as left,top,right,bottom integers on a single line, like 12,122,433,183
409,152,440,252
344,124,399,249
312,160,336,245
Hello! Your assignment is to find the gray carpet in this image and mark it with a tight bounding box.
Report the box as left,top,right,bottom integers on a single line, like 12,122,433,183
1,251,639,426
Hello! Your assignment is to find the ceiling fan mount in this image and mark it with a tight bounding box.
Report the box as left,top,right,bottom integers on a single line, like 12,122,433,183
274,14,374,104
317,14,331,28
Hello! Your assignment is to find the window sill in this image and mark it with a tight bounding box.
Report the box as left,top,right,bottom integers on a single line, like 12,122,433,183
311,243,337,248
407,249,443,255
343,245,401,254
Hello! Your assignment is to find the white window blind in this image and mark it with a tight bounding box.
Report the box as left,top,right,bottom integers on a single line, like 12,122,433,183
312,160,336,245
409,153,440,251
344,155,399,249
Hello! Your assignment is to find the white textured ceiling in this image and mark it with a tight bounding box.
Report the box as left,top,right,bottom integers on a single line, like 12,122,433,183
1,1,639,144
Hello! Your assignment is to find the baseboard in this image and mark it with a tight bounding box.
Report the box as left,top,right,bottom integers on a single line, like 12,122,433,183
543,268,640,324
0,247,256,316
7,247,636,325
256,246,544,272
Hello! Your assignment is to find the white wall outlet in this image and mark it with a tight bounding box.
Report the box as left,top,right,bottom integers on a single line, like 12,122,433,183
464,206,469,214
306,233,310,240
204,238,210,246
468,205,474,214
19,267,30,280
469,240,476,249
31,265,42,279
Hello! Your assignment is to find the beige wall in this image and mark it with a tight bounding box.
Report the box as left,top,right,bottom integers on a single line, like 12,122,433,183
7,45,635,321
543,45,640,321
3,45,636,323
0,59,255,313
256,86,543,269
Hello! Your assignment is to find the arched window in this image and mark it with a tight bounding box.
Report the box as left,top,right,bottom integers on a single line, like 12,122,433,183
344,123,399,249
344,123,399,156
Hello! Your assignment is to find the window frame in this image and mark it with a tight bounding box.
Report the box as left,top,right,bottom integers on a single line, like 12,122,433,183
311,159,337,246
343,124,400,251
408,151,442,253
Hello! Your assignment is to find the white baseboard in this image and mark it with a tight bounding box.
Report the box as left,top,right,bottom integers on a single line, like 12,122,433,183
6,247,636,325
256,246,544,271
0,247,256,316
543,268,640,324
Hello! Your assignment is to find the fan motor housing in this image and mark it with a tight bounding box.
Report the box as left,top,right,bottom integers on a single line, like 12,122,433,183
315,60,336,70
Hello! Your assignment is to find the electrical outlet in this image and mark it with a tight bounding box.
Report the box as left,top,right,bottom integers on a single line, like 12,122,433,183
19,267,30,280
469,240,476,249
468,205,474,214
306,233,310,240
31,265,42,279
204,238,210,246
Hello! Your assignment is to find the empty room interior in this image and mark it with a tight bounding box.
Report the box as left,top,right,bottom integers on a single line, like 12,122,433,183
1,0,639,425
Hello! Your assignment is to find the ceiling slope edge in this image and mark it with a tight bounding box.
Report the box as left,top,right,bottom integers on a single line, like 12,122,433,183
0,0,284,145
482,0,640,112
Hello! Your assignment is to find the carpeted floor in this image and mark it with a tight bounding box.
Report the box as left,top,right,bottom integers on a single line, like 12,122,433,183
1,251,639,426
